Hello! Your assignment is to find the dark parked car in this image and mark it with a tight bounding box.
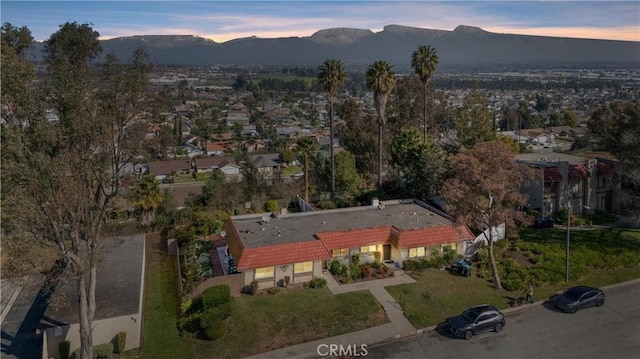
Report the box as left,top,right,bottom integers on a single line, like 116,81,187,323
553,286,605,313
448,305,505,340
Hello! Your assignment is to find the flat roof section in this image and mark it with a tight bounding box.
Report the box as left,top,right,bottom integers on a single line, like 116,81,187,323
232,200,452,248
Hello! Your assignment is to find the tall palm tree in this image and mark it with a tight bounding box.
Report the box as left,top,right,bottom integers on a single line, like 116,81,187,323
130,175,164,224
366,60,396,189
317,59,346,199
411,45,439,140
296,136,318,203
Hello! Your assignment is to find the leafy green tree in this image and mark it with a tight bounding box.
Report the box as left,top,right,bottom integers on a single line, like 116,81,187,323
334,151,361,195
390,128,448,200
280,148,295,165
317,59,346,198
296,136,318,202
130,176,164,224
411,45,439,140
454,89,496,149
1,22,152,359
338,98,377,182
366,60,396,189
441,141,533,289
1,23,36,128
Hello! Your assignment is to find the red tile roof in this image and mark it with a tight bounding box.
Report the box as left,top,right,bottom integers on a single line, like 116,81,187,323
316,226,393,250
236,241,330,270
544,167,562,183
568,164,590,180
395,225,475,249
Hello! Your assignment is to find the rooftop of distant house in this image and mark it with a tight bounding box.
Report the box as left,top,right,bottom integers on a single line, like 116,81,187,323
230,199,452,249
515,152,590,166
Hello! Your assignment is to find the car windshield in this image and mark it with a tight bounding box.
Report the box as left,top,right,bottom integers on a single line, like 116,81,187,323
564,287,584,301
462,308,480,322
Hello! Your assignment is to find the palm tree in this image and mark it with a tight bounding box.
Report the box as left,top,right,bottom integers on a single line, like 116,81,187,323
130,175,164,225
366,60,396,189
296,136,318,203
317,59,346,199
411,45,439,140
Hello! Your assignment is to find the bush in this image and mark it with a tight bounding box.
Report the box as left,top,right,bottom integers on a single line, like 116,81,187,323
339,276,350,284
264,199,279,212
72,343,114,359
305,277,327,289
351,253,361,266
329,259,341,275
200,304,231,328
267,286,280,294
555,209,569,225
178,312,202,334
317,200,337,209
202,285,231,308
361,265,374,278
403,259,430,271
115,332,126,354
349,264,362,280
59,340,71,359
250,280,259,295
203,320,227,340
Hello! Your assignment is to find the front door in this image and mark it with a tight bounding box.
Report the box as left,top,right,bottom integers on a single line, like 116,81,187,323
383,244,391,261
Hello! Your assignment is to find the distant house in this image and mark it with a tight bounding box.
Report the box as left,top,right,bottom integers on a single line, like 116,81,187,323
226,103,250,126
516,153,621,215
147,156,240,180
243,139,268,153
205,141,226,156
249,153,283,174
222,199,474,291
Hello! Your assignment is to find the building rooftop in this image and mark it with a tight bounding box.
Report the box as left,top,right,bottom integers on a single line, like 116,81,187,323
231,199,452,249
515,152,588,166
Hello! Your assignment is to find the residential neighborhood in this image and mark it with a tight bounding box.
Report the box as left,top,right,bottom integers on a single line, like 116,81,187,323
1,16,639,359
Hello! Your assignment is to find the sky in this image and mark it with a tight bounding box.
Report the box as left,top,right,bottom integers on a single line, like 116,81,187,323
2,1,639,43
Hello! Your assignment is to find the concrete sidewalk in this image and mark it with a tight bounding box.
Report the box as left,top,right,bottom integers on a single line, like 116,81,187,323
243,271,419,359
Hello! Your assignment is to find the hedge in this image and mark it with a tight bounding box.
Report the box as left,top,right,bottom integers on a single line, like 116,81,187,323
202,285,231,308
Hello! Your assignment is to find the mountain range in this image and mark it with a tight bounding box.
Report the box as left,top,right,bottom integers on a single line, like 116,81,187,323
29,24,640,70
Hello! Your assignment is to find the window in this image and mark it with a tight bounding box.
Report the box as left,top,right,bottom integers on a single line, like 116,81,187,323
254,266,274,279
441,243,457,252
294,261,313,274
360,245,378,253
408,247,426,258
332,248,349,257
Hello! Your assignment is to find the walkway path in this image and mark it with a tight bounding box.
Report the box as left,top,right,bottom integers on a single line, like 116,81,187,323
243,270,419,359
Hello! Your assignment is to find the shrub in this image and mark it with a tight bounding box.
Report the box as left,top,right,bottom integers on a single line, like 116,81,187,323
361,265,374,278
349,264,362,280
59,340,71,359
114,332,126,354
72,343,114,359
329,260,341,275
267,286,280,294
264,199,279,212
403,259,430,271
317,200,337,209
250,280,259,295
200,304,231,328
351,253,361,266
339,276,350,284
202,285,231,308
203,320,227,340
178,312,202,334
555,209,569,225
305,277,327,289
180,298,193,315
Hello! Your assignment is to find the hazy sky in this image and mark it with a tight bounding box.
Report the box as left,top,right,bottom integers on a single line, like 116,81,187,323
2,1,639,43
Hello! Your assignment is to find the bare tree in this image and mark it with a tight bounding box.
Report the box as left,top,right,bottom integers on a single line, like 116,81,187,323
441,141,533,289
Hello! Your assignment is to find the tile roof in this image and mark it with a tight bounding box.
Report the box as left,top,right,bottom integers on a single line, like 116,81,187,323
316,226,393,250
395,225,475,249
568,164,590,180
236,240,330,270
544,167,562,183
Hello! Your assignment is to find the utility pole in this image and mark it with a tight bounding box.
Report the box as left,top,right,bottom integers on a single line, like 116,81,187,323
565,206,571,283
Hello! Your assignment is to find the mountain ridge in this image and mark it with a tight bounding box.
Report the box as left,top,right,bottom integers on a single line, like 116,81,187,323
27,24,640,69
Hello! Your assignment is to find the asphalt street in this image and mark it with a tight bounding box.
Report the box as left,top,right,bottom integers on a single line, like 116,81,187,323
363,282,640,359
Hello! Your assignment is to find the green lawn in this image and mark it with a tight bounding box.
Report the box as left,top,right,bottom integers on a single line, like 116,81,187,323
387,227,640,329
141,235,387,359
281,165,302,176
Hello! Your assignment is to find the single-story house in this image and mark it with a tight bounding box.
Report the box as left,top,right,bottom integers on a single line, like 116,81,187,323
147,157,240,180
205,141,226,156
249,153,283,174
42,236,145,359
223,199,475,291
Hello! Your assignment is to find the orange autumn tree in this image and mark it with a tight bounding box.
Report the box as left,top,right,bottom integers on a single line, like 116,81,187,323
441,140,533,289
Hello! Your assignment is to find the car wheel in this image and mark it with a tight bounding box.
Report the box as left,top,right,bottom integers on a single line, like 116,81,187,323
464,330,473,340
596,300,604,307
494,322,504,332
